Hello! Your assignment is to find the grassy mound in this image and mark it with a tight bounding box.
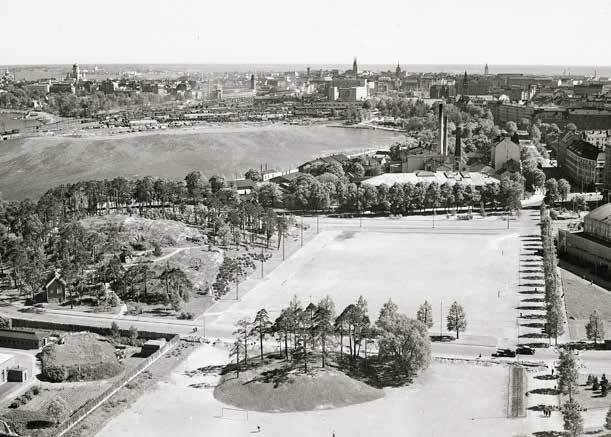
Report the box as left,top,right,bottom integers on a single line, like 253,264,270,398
214,357,383,413
40,333,123,382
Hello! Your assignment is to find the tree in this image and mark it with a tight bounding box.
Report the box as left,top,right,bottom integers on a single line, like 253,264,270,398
377,313,431,374
586,310,605,345
505,121,518,134
545,178,559,206
416,301,434,328
605,405,611,430
244,168,262,182
313,295,335,368
233,319,252,365
561,399,584,437
544,299,565,345
446,301,467,339
558,179,571,202
46,396,70,423
252,308,272,362
229,339,245,377
558,350,579,395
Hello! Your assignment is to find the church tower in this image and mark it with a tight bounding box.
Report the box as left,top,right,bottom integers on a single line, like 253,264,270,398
462,71,468,95
250,73,256,91
395,61,402,79
484,63,489,75
352,57,358,75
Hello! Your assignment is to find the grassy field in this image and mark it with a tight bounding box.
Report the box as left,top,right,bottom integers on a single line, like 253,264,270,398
211,229,521,346
0,125,403,200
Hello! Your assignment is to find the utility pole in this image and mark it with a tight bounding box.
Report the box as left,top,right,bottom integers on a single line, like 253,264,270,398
507,210,510,229
260,243,264,279
301,215,304,247
282,230,285,261
440,300,443,339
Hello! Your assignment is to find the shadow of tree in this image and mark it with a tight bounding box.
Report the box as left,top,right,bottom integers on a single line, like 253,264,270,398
530,388,560,395
522,297,546,303
521,322,545,328
534,374,558,381
533,431,564,437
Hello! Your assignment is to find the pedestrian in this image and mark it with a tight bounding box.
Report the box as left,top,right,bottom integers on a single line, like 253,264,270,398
257,426,261,433
543,407,547,417
551,368,554,376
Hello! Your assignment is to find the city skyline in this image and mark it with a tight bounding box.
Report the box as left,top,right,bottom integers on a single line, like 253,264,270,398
2,0,609,66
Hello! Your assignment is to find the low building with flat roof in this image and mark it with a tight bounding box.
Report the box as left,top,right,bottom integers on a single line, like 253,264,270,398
361,171,499,188
0,353,15,385
0,328,49,350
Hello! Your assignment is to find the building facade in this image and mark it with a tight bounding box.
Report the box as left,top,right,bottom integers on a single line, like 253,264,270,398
490,137,520,171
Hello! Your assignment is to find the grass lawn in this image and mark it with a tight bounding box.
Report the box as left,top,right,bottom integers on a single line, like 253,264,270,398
211,229,521,345
562,374,611,411
562,268,611,341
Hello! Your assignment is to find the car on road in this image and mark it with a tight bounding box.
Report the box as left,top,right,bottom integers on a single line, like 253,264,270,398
492,348,516,358
516,346,535,355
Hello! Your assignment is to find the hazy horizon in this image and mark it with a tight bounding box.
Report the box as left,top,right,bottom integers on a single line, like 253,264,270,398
2,0,609,66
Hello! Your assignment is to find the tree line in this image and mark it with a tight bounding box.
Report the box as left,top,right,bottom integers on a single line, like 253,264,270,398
230,295,433,378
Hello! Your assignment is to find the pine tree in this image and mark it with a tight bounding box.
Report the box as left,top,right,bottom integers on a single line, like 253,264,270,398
446,301,467,339
417,300,434,329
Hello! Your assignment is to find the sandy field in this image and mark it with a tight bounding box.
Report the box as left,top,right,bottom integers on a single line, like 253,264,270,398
210,230,521,347
97,344,531,437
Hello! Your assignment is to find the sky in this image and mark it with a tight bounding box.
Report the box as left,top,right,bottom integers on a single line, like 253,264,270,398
1,0,610,66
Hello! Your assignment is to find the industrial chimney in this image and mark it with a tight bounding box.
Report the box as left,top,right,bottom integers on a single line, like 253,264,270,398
438,103,445,155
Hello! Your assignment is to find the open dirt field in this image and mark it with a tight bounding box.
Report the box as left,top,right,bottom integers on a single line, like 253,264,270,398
0,125,403,200
210,229,521,346
97,344,532,437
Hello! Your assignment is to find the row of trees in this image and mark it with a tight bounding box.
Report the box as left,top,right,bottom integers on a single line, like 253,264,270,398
284,172,524,214
541,207,566,344
230,295,433,378
558,350,584,437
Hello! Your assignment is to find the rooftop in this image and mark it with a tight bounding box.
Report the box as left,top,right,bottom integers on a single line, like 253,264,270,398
586,203,611,225
0,353,13,365
362,171,499,187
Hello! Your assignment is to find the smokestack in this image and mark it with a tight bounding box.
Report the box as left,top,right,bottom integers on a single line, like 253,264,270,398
438,103,444,155
455,126,462,171
443,115,449,157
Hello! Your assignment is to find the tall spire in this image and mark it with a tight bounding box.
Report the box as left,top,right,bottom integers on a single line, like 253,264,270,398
352,57,358,75
484,63,489,75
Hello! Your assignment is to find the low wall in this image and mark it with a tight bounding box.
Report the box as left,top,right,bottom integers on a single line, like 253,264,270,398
10,318,175,341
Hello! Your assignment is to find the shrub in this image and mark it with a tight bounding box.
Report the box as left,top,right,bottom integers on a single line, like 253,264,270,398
593,378,600,391
603,383,609,397
9,400,21,409
110,321,120,338
152,241,163,257
128,303,143,315
549,209,559,220
108,292,121,308
128,325,138,341
178,311,195,320
22,391,33,402
42,365,69,383
31,386,41,395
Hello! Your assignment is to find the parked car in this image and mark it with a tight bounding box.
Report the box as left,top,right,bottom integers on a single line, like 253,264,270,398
516,346,535,355
492,348,516,358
